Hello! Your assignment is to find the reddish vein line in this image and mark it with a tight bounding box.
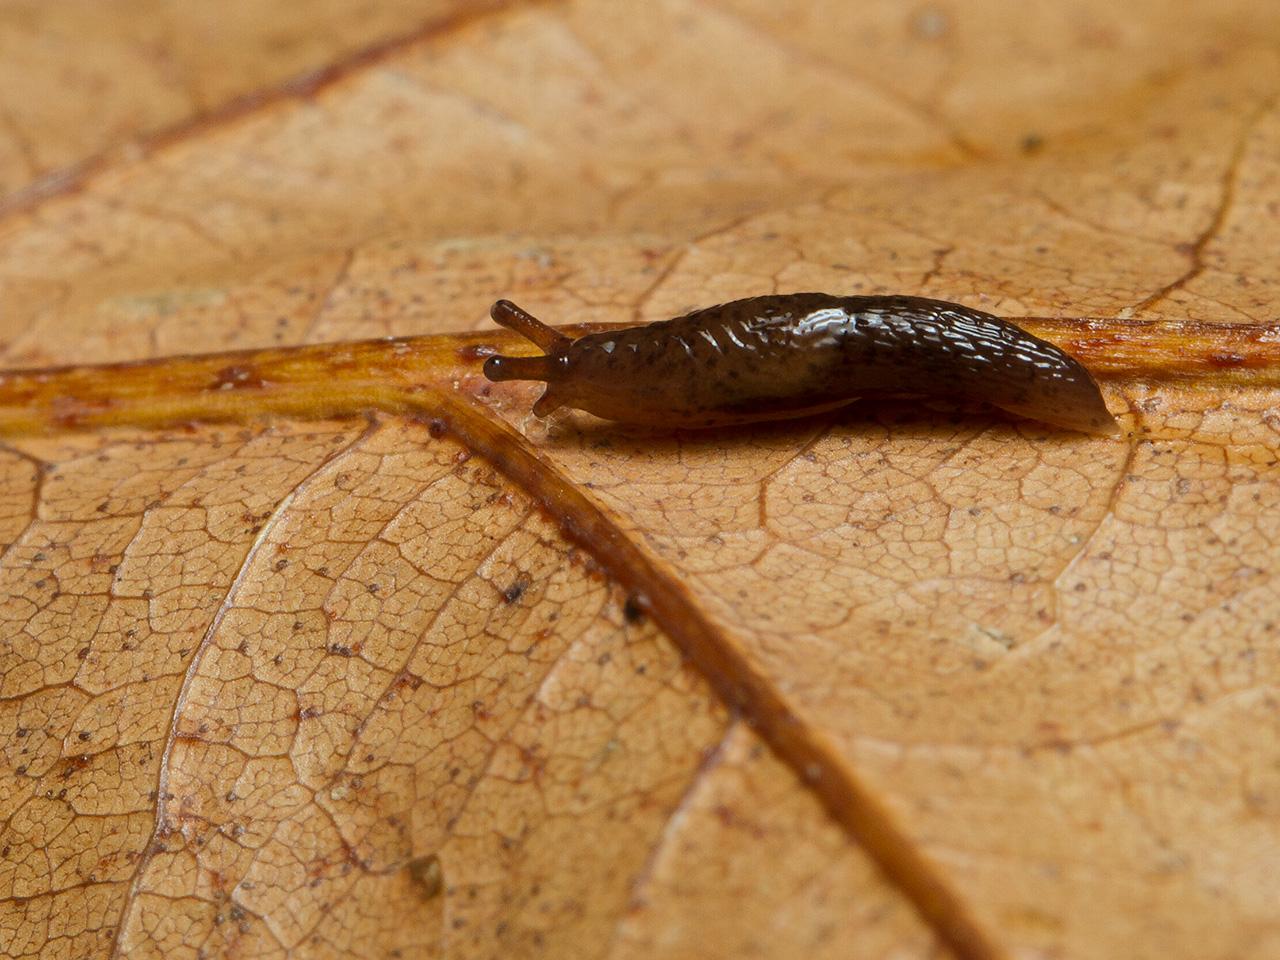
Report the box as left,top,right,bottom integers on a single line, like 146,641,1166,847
0,0,554,222
435,392,1006,960
1130,93,1278,314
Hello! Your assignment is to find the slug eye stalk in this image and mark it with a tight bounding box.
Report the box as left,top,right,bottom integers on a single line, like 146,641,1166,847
490,300,571,353
482,299,573,385
481,354,557,383
482,300,573,415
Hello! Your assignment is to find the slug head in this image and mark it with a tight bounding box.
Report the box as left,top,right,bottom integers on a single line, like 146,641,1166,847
482,300,576,417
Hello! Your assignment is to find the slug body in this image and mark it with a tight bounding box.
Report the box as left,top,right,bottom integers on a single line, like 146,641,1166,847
483,294,1115,433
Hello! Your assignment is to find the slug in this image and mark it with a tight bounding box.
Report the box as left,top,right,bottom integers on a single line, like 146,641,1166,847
482,294,1116,433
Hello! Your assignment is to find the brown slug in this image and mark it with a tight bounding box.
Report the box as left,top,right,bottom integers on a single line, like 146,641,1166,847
482,294,1117,433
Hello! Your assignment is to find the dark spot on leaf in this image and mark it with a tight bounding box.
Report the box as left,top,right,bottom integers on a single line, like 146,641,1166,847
407,854,444,901
502,576,530,604
623,594,646,624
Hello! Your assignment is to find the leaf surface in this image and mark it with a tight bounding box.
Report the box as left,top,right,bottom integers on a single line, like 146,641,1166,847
2,2,1279,959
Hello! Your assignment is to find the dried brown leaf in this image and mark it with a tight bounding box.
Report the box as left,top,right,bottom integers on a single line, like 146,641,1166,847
2,3,1280,960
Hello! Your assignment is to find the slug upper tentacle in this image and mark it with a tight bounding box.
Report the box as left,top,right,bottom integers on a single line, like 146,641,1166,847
484,300,576,416
481,294,1117,434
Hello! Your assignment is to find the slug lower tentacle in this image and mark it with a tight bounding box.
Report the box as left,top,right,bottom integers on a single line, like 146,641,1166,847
482,294,1117,434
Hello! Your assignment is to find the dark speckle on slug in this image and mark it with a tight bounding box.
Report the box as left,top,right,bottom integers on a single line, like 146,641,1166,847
481,295,1117,434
